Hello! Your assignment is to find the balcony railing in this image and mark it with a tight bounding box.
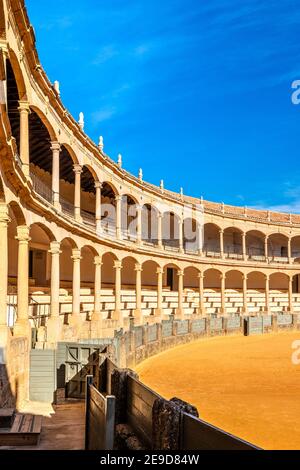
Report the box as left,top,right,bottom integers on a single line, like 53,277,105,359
60,196,75,216
30,171,53,203
82,209,96,227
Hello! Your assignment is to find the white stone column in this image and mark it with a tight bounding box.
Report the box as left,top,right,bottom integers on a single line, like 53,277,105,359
288,238,292,264
73,165,83,222
242,232,247,261
137,206,142,245
155,267,163,317
288,276,294,313
220,273,226,315
113,260,123,326
14,226,31,337
47,241,62,343
220,229,224,259
243,274,248,314
115,196,122,240
179,220,184,253
157,213,163,249
95,182,102,234
71,249,82,323
265,275,270,314
198,272,205,316
134,263,143,324
0,205,10,328
51,142,61,210
18,101,30,178
92,256,103,326
176,269,184,319
264,235,269,261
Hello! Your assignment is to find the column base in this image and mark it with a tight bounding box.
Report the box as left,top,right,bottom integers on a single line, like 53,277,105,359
197,307,205,317
133,309,143,325
75,215,83,224
68,313,83,327
175,308,184,320
113,309,123,327
154,308,162,318
90,311,103,337
46,316,62,344
14,319,32,338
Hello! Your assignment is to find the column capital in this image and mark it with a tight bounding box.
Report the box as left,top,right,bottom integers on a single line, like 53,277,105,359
114,260,122,270
219,272,225,280
49,241,61,255
16,225,30,243
135,263,143,272
198,272,205,279
0,204,10,225
73,164,83,175
18,100,30,112
243,274,248,281
95,181,103,190
71,248,82,261
156,267,163,275
177,269,184,277
94,256,103,266
115,195,122,202
50,141,61,152
265,274,270,282
219,228,224,234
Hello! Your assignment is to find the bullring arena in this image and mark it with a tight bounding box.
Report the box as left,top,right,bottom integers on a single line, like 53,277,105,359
0,0,300,451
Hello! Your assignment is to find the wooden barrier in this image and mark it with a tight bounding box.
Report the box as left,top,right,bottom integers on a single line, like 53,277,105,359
85,375,115,450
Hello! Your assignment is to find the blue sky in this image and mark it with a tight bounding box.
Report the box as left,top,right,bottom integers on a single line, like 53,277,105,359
26,0,300,212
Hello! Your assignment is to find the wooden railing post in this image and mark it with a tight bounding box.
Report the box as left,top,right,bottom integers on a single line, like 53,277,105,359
85,375,93,450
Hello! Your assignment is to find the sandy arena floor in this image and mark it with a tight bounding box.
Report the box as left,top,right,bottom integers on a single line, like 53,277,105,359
136,332,300,450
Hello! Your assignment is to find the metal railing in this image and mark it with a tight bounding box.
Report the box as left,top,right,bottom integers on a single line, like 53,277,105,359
30,171,53,203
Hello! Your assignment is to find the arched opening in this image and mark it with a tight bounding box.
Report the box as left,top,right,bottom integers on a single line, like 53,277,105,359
29,108,54,202
292,274,300,294
81,166,97,226
101,183,117,237
81,245,97,288
0,176,5,202
142,260,160,315
225,270,243,290
183,218,199,253
29,223,55,288
224,227,243,259
6,59,21,151
268,233,288,261
247,271,266,314
203,223,221,257
7,202,26,294
162,212,180,251
246,230,265,260
121,256,137,290
204,268,221,290
163,263,180,292
184,267,199,290
60,238,77,292
142,204,159,245
203,268,222,316
121,195,138,241
0,2,5,40
225,270,243,314
270,272,289,313
59,145,77,216
291,236,300,262
102,252,118,289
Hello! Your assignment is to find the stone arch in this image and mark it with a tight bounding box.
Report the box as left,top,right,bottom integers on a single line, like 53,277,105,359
121,255,139,289
142,260,160,289
7,49,27,100
247,271,265,290
102,251,119,288
121,194,139,240
223,226,243,257
269,272,289,291
29,223,57,287
61,143,79,165
0,176,5,202
30,106,57,141
101,182,117,236
81,245,99,286
225,269,243,290
163,262,181,292
246,230,265,259
8,201,26,226
142,204,159,244
203,268,222,290
183,217,199,252
60,237,79,291
162,211,180,250
184,266,200,289
268,233,289,258
203,223,221,255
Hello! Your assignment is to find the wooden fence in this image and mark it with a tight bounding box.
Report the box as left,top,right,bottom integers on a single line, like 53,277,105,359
85,358,261,451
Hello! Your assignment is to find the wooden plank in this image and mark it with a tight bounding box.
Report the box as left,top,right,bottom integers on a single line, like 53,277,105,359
20,415,33,433
32,416,42,434
10,414,24,433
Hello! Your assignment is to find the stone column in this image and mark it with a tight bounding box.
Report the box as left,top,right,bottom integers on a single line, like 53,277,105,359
176,269,184,319
70,249,82,324
242,232,247,261
134,263,143,324
91,256,103,331
179,220,184,253
14,226,31,337
220,273,226,315
288,276,294,313
219,229,224,259
288,238,292,264
265,275,270,314
47,242,62,343
95,182,102,234
242,274,248,315
155,267,163,317
0,205,10,329
18,101,30,178
51,142,61,210
113,260,123,326
264,235,269,261
73,165,82,222
157,213,163,249
137,206,142,245
115,196,122,240
198,272,205,316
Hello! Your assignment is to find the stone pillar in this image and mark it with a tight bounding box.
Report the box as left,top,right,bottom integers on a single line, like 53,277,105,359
113,261,123,326
242,232,247,261
70,249,82,323
115,196,122,240
176,269,184,319
134,263,143,324
264,235,269,261
219,229,224,259
157,213,163,249
179,220,184,253
220,273,226,315
242,274,248,315
198,272,205,316
47,242,62,343
288,276,294,313
155,267,163,317
18,101,30,178
137,206,142,245
265,275,270,314
0,205,10,329
91,256,103,332
73,165,83,222
288,238,292,264
51,142,61,210
14,226,31,337
95,182,102,234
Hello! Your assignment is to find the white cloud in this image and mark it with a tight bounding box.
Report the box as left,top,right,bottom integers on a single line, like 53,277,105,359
92,45,118,65
91,107,117,124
